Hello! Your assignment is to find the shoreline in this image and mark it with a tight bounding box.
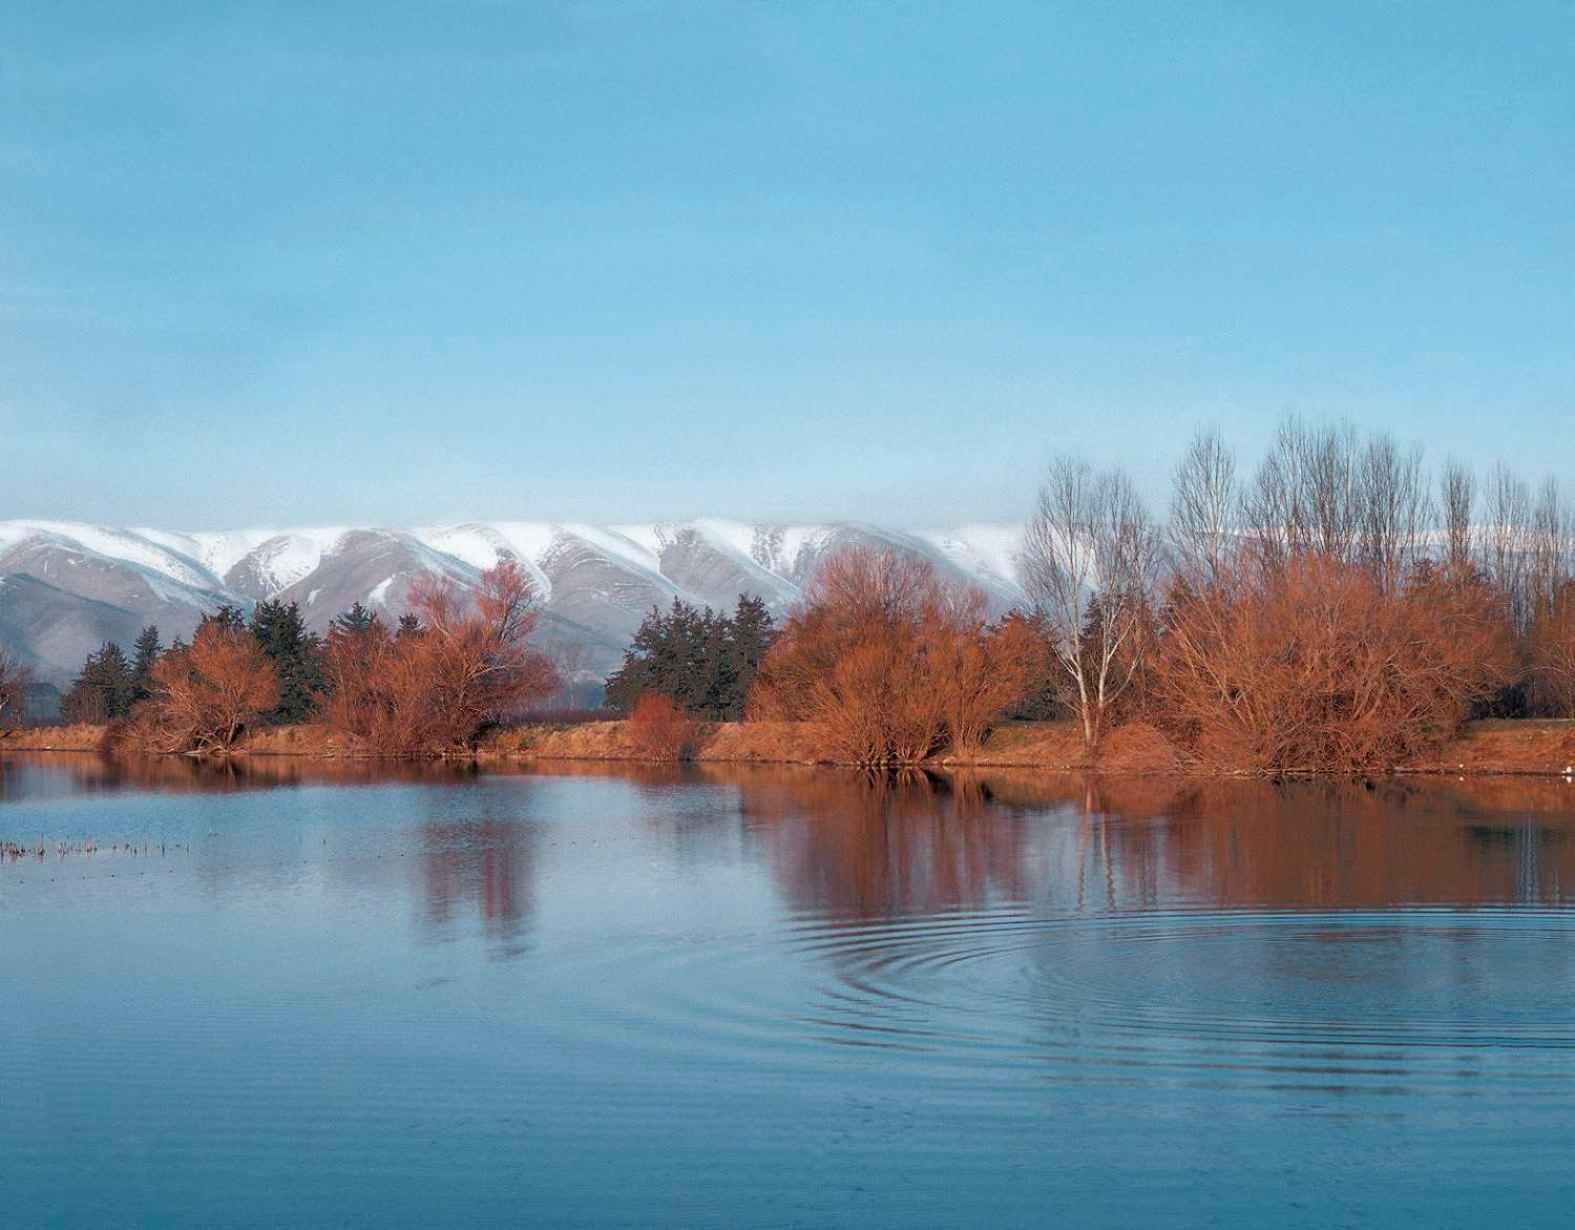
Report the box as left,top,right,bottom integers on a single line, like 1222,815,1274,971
3,718,1574,778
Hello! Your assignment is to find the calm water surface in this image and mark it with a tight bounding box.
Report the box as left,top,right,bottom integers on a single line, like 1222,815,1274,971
4,754,1575,1227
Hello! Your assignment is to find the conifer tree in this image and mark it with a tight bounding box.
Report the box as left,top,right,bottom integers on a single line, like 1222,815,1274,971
131,625,162,701
249,599,324,723
201,604,248,635
720,594,776,719
604,595,777,720
332,603,379,639
60,641,136,723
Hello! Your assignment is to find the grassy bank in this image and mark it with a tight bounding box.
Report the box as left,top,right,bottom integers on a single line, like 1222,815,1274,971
5,718,1575,776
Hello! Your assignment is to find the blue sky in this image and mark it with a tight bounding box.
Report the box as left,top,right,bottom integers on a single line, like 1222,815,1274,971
2,2,1571,528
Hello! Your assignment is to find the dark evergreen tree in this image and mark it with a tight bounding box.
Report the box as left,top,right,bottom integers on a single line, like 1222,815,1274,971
131,625,162,701
397,613,423,638
604,595,777,720
719,594,776,719
200,604,248,635
249,599,325,723
60,641,137,723
332,603,379,639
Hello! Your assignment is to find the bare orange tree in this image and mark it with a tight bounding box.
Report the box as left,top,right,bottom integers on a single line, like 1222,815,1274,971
0,649,31,729
319,561,559,754
1152,553,1513,772
925,589,1041,757
750,547,947,765
751,547,1031,764
319,612,405,748
1020,456,1159,750
139,621,279,753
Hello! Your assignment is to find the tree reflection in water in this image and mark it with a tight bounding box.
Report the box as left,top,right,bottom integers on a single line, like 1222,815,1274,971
418,818,537,955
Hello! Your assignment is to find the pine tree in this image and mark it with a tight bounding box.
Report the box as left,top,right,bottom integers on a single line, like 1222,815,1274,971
131,625,162,701
60,641,136,723
604,596,777,720
332,603,379,639
249,599,324,723
720,594,777,719
201,604,248,635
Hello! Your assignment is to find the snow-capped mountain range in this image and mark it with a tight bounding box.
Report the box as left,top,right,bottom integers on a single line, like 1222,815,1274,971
0,519,1028,688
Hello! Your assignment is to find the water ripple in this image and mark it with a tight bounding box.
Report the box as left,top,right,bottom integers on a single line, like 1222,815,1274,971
544,904,1575,1095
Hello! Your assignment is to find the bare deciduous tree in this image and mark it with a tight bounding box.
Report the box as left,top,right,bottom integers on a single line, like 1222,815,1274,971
1169,429,1236,584
1020,456,1159,749
1481,463,1534,632
1241,418,1442,593
627,692,698,761
927,587,1042,757
748,547,1032,764
1529,477,1572,618
0,649,32,729
1152,554,1513,772
1441,460,1475,576
1358,432,1430,592
138,623,278,753
319,561,560,754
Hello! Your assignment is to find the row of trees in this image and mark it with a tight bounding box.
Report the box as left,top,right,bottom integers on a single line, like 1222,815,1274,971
29,418,1572,772
729,420,1571,772
604,595,777,719
1012,420,1570,769
61,601,324,727
52,563,560,755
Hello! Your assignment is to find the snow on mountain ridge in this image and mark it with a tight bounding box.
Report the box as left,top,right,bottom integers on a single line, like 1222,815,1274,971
0,518,1029,689
0,521,222,592
0,518,1028,597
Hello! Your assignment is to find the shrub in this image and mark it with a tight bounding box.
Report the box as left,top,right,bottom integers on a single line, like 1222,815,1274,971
749,547,1032,764
1151,555,1514,772
627,692,698,761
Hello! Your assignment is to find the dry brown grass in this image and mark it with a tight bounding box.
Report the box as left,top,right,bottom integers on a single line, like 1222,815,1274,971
1401,719,1575,776
11,717,1575,777
0,723,115,752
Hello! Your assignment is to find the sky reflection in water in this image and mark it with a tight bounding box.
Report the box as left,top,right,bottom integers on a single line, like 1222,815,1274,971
3,755,1574,1227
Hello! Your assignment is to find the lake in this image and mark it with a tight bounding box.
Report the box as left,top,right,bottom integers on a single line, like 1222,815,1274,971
4,754,1575,1227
